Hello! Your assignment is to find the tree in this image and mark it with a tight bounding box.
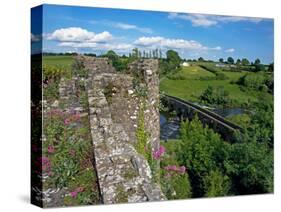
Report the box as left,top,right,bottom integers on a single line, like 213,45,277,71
198,57,204,62
219,58,224,63
155,48,159,58
255,64,265,72
132,48,139,58
166,50,181,69
178,116,231,197
227,57,234,64
254,58,261,65
236,59,241,65
227,141,273,194
241,58,250,66
105,50,118,61
268,63,274,72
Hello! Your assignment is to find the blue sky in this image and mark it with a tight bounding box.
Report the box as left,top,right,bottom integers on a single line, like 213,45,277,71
32,4,274,64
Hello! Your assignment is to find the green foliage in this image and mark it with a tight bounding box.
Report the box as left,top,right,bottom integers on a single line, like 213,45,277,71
178,116,230,197
227,57,234,64
198,64,228,80
43,110,100,205
241,58,250,66
199,86,231,106
72,58,87,78
166,50,181,69
227,113,251,128
159,50,182,76
236,72,272,93
250,96,274,146
174,112,273,197
43,64,69,81
166,71,186,80
226,141,273,194
204,169,230,197
254,64,265,72
160,141,192,199
254,58,261,65
103,50,129,71
268,63,274,72
135,103,150,161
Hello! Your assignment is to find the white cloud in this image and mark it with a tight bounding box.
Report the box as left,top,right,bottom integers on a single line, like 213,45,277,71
58,41,132,51
115,22,153,34
168,13,263,27
91,20,153,34
31,33,41,42
47,27,112,43
225,48,235,53
134,36,221,51
168,13,217,27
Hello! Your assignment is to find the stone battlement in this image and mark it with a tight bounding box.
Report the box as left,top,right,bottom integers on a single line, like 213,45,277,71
77,56,165,203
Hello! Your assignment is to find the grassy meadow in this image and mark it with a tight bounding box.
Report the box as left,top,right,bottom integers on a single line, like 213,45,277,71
160,63,273,106
43,55,74,68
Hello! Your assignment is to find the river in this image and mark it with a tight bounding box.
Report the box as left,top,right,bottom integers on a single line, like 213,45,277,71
160,107,245,141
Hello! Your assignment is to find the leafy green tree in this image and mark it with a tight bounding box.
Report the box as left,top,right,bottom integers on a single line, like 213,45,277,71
219,58,224,63
104,50,118,61
227,57,234,64
166,50,181,69
254,64,265,72
254,58,261,65
199,86,231,106
241,58,250,66
226,141,273,194
198,57,205,62
236,58,241,65
268,63,274,72
178,116,230,197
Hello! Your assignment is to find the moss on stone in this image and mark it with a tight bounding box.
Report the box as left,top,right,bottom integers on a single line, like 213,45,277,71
115,184,128,203
123,168,138,180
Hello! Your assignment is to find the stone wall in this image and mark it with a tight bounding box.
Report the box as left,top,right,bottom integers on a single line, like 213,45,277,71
80,56,165,203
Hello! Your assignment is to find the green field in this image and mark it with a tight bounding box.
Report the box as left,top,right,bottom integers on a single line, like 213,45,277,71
160,64,272,105
43,55,74,68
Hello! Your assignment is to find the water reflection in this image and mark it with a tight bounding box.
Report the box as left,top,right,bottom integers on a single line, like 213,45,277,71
160,107,245,140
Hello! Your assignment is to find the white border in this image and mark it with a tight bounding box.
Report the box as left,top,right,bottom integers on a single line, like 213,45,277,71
0,0,280,211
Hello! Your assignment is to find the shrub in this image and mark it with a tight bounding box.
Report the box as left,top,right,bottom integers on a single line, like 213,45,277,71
204,170,230,197
199,86,231,106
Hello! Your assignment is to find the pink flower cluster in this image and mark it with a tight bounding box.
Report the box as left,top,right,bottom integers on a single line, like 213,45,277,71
64,113,80,125
153,145,166,160
164,165,186,174
47,145,55,153
70,187,84,198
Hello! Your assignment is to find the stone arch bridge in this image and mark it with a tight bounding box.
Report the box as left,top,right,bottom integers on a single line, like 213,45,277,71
162,94,244,142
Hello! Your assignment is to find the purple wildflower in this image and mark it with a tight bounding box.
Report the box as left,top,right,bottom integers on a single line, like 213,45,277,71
47,145,55,153
153,145,166,159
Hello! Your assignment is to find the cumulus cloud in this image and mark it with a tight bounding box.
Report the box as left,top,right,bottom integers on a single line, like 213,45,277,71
168,13,217,27
134,36,221,51
31,33,41,42
225,48,235,53
58,41,132,51
168,13,263,27
91,20,153,34
47,27,112,43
